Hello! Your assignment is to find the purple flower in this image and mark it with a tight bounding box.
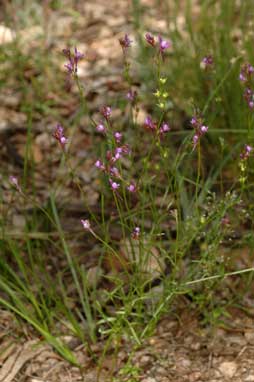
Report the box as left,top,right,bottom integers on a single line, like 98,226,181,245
127,182,136,193
190,115,208,149
113,146,128,161
74,47,84,63
239,63,254,83
240,144,253,160
192,126,208,149
114,132,122,143
200,125,208,134
243,87,254,109
159,122,170,135
249,65,254,73
100,105,111,120
144,116,156,130
244,88,252,96
119,34,132,49
108,144,131,163
131,226,140,239
9,176,21,192
63,47,84,75
202,56,213,65
201,55,213,69
190,117,197,126
114,147,123,160
81,219,91,231
126,89,137,102
239,73,246,82
109,179,120,191
63,48,73,73
60,136,67,146
192,134,199,149
145,32,156,47
246,144,252,153
53,124,68,150
95,160,105,171
158,35,171,53
64,61,74,74
96,122,106,134
110,166,120,178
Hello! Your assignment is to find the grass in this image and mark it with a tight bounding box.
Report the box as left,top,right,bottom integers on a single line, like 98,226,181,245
1,0,254,372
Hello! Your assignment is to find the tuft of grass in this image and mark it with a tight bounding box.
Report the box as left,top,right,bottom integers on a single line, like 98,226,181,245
1,0,254,368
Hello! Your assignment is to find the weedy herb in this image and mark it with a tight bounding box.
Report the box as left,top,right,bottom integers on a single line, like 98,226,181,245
1,0,254,369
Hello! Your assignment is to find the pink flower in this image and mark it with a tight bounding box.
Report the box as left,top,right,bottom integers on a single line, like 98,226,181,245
192,134,199,149
239,63,254,83
158,35,171,53
109,179,120,191
190,117,197,126
100,105,111,119
190,115,208,150
144,116,156,130
105,144,131,168
202,56,213,65
60,136,67,146
248,65,254,74
95,160,105,171
110,166,120,178
127,182,136,193
240,144,253,160
126,90,137,102
53,124,68,150
9,176,21,192
200,125,208,134
112,145,131,162
114,147,123,160
114,132,122,143
159,122,170,135
131,226,140,239
201,55,213,69
239,73,247,82
81,219,91,231
243,88,254,110
96,122,106,134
